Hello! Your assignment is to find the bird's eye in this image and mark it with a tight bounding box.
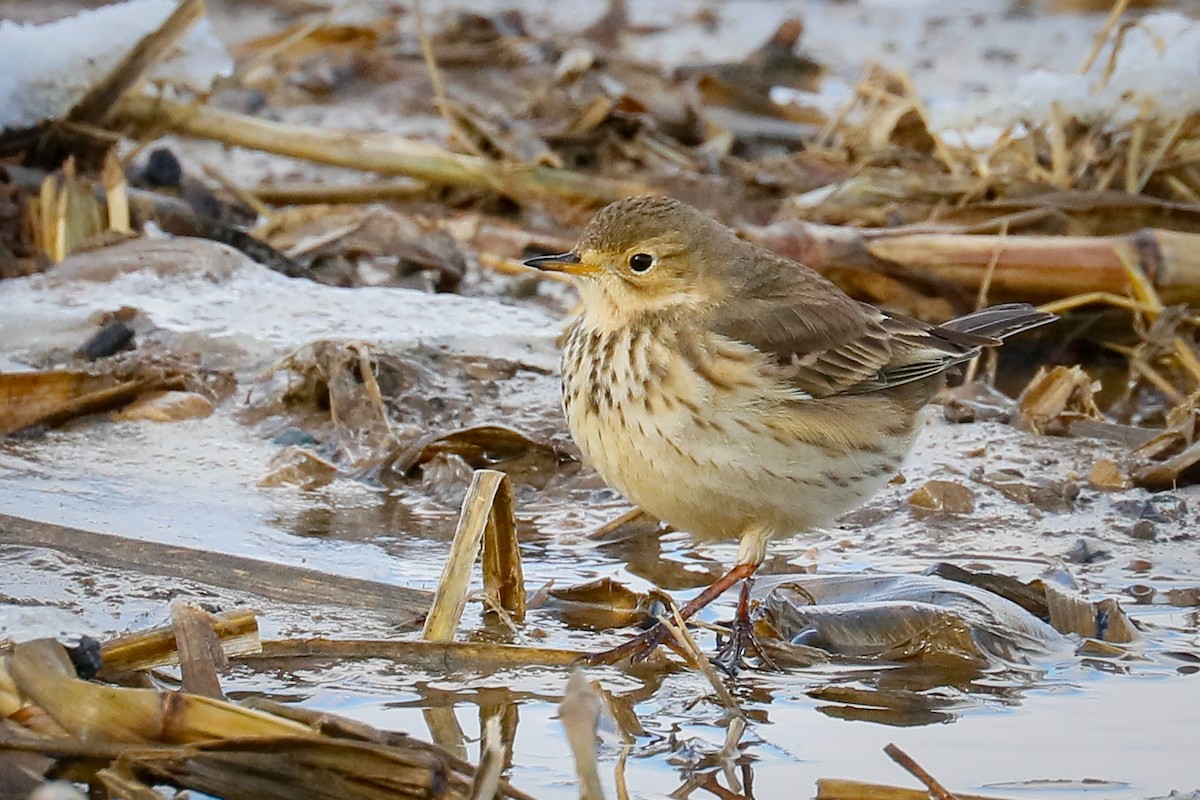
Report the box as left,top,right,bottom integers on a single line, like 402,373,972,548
628,253,655,273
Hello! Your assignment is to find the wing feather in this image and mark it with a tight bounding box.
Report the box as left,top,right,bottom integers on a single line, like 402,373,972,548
709,252,1054,397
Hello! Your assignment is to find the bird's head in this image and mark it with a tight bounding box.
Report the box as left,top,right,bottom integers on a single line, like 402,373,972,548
524,196,740,325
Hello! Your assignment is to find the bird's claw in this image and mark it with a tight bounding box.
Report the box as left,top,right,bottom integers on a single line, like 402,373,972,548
710,572,776,675
712,615,776,676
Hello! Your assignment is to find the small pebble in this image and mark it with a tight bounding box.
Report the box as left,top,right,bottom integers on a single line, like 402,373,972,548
272,427,319,447
66,636,102,679
258,446,337,490
1089,458,1132,491
113,391,213,422
554,47,595,82
75,319,135,361
907,480,975,514
505,273,542,299
1065,537,1111,564
140,146,183,187
1128,519,1157,541
1114,496,1186,523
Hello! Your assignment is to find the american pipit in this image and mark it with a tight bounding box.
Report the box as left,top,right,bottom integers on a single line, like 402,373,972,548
525,196,1055,670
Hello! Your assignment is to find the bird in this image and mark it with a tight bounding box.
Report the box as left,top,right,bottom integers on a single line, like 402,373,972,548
524,196,1056,671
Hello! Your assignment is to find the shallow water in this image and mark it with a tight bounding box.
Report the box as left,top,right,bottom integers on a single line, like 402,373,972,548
3,1,1200,797
3,242,1200,798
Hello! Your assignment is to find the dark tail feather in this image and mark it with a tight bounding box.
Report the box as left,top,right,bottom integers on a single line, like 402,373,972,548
937,303,1057,345
859,303,1057,393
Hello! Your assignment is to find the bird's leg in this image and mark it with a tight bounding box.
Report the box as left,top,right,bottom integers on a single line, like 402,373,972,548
712,574,776,675
712,526,773,674
583,562,757,666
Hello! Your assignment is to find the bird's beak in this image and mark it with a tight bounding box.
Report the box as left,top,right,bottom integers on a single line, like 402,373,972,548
522,251,598,276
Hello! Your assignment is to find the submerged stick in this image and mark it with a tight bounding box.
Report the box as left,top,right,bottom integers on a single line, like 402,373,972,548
114,95,653,204
659,611,740,713
816,779,1004,800
0,514,429,624
247,638,585,669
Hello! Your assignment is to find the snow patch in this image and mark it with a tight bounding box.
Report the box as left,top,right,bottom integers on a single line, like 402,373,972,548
0,0,233,131
935,12,1200,132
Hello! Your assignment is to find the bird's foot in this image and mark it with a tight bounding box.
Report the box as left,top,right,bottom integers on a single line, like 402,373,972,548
582,621,678,666
711,577,776,676
711,615,775,675
581,562,760,669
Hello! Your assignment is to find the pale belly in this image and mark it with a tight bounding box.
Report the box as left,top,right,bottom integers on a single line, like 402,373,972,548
561,324,914,542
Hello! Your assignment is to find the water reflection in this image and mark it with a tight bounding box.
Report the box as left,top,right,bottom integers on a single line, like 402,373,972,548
271,492,449,543
218,613,1189,800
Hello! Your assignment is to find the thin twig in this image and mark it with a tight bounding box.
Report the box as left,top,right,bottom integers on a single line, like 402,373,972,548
120,93,208,167
115,94,651,203
973,220,1008,312
1132,358,1183,404
234,1,344,82
1125,103,1148,195
659,608,741,714
614,744,631,800
1048,102,1070,189
1172,335,1200,388
883,743,958,800
1164,174,1200,208
246,180,428,206
202,164,272,219
1135,114,1185,193
1077,0,1132,75
815,63,872,149
963,220,1008,384
1114,243,1164,315
412,0,487,160
68,0,205,125
1097,20,1141,91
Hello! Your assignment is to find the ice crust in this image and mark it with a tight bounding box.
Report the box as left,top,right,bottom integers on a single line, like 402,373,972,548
0,0,233,131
